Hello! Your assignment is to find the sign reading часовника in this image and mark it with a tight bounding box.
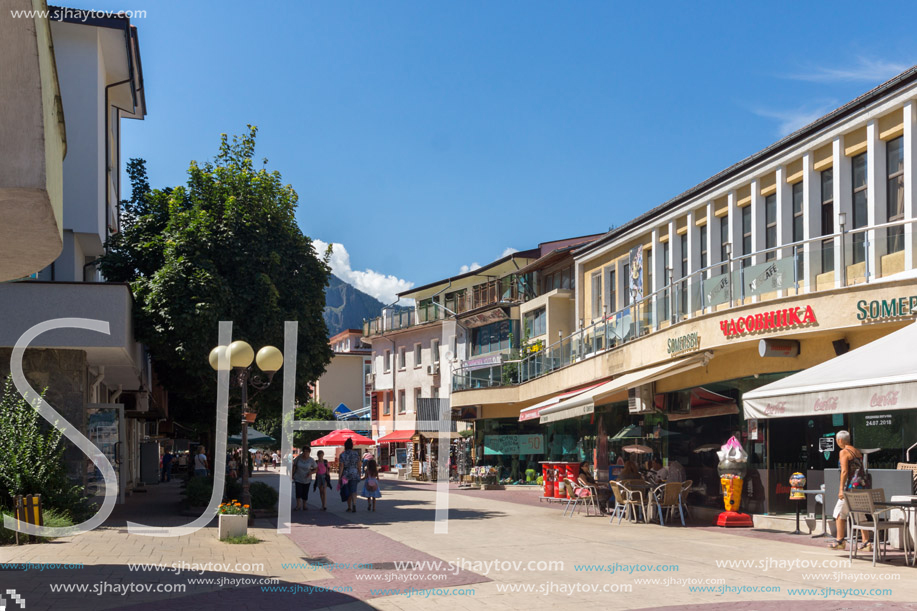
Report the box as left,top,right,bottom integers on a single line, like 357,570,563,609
719,305,817,338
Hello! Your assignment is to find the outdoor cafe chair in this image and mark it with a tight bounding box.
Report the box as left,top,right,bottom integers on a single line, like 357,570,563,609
845,489,910,567
680,479,693,520
562,479,600,518
609,481,647,524
652,482,686,526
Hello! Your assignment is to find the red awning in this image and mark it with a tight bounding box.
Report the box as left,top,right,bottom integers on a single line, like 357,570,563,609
377,429,416,444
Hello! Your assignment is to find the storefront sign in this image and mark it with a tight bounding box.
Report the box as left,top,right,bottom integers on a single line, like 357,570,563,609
856,296,917,321
870,391,899,408
667,331,700,355
719,305,817,338
747,418,759,441
818,437,835,453
704,272,732,308
865,413,893,427
461,308,509,328
813,395,839,412
744,258,795,297
483,434,544,455
463,354,503,371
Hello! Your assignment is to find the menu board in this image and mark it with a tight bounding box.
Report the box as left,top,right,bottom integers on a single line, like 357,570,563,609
483,434,544,455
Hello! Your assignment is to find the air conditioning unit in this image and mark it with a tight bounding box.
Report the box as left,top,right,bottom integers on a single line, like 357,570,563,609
627,383,654,414
427,363,440,375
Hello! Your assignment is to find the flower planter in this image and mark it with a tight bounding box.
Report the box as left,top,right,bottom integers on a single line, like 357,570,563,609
243,412,257,424
218,514,248,539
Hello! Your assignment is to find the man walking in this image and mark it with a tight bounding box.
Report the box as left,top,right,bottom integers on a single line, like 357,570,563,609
161,450,174,482
829,430,870,550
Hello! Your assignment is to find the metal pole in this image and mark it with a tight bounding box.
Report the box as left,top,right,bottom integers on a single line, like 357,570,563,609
240,368,251,522
726,243,734,307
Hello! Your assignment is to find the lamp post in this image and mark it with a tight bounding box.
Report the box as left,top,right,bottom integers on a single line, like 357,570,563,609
209,341,283,514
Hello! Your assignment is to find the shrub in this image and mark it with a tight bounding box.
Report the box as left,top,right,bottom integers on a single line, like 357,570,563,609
0,375,92,520
249,481,278,510
183,476,242,507
0,508,75,545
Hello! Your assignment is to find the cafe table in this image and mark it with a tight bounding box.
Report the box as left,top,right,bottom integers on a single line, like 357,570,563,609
876,497,917,567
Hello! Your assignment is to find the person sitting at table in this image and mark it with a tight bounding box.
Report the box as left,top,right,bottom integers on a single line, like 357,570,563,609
619,460,640,481
657,459,687,483
577,461,612,514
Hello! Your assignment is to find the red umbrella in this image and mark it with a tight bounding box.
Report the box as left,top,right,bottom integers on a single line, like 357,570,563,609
311,429,375,447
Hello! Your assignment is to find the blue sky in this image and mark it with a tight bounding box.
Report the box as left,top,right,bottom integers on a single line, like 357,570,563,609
60,1,917,302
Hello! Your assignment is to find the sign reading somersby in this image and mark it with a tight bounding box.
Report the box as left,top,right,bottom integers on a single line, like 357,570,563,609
856,296,917,321
667,331,700,355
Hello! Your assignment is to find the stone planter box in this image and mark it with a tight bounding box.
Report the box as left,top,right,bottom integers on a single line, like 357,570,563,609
218,514,248,539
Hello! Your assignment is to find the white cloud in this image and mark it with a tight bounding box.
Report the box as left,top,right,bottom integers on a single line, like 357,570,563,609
313,239,414,305
787,58,909,84
459,262,482,274
500,247,519,257
752,101,839,137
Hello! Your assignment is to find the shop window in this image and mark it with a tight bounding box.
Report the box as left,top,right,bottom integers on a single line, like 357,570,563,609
792,181,804,280
524,307,547,338
764,193,777,261
741,205,751,268
887,136,905,254
852,152,868,264
720,214,729,274
699,224,708,271
821,169,834,273
591,271,602,320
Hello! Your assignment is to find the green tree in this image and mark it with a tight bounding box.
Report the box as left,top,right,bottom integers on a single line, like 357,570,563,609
99,127,333,432
0,376,89,518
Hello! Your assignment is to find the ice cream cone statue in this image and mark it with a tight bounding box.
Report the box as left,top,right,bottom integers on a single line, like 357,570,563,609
715,436,753,527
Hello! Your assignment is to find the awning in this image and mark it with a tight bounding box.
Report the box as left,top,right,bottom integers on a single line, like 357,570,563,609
743,321,917,419
518,382,608,422
538,353,713,424
413,431,461,440
377,429,415,444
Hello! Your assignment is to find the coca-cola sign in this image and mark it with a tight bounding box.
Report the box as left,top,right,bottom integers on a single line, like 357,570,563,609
813,396,839,412
870,391,900,408
764,402,787,415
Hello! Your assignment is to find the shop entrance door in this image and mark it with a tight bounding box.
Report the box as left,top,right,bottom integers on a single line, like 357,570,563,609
86,403,126,504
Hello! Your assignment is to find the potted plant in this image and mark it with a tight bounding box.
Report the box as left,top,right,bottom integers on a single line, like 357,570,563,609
218,500,249,540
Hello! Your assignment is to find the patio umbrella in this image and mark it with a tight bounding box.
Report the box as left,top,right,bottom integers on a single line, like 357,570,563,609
611,424,643,439
622,444,653,454
693,443,720,453
227,428,276,446
311,429,375,447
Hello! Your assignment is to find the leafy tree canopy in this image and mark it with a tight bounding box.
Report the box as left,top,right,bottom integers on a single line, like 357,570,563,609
99,127,333,431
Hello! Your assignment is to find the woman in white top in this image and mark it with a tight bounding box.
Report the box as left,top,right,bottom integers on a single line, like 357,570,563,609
194,446,209,477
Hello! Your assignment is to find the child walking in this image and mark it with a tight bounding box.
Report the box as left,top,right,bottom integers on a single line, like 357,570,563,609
313,450,331,510
362,459,381,511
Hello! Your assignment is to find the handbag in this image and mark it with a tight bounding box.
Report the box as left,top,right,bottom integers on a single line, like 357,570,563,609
846,449,872,489
366,477,378,492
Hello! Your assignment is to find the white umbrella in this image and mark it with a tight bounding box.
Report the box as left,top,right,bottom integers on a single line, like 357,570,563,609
693,443,720,453
623,444,653,454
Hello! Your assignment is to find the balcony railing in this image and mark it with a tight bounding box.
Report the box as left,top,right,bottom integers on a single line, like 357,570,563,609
363,302,445,337
454,217,917,390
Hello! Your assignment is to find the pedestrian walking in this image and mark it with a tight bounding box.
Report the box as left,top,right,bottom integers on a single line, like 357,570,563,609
160,450,173,482
338,438,361,512
254,450,263,472
291,447,317,511
362,459,381,511
828,430,872,551
193,446,209,477
313,450,331,510
228,453,239,480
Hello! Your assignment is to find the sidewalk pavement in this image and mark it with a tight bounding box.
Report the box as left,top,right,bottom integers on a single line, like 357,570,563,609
3,472,917,610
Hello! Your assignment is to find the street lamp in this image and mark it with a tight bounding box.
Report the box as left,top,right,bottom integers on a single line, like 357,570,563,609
209,340,283,514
